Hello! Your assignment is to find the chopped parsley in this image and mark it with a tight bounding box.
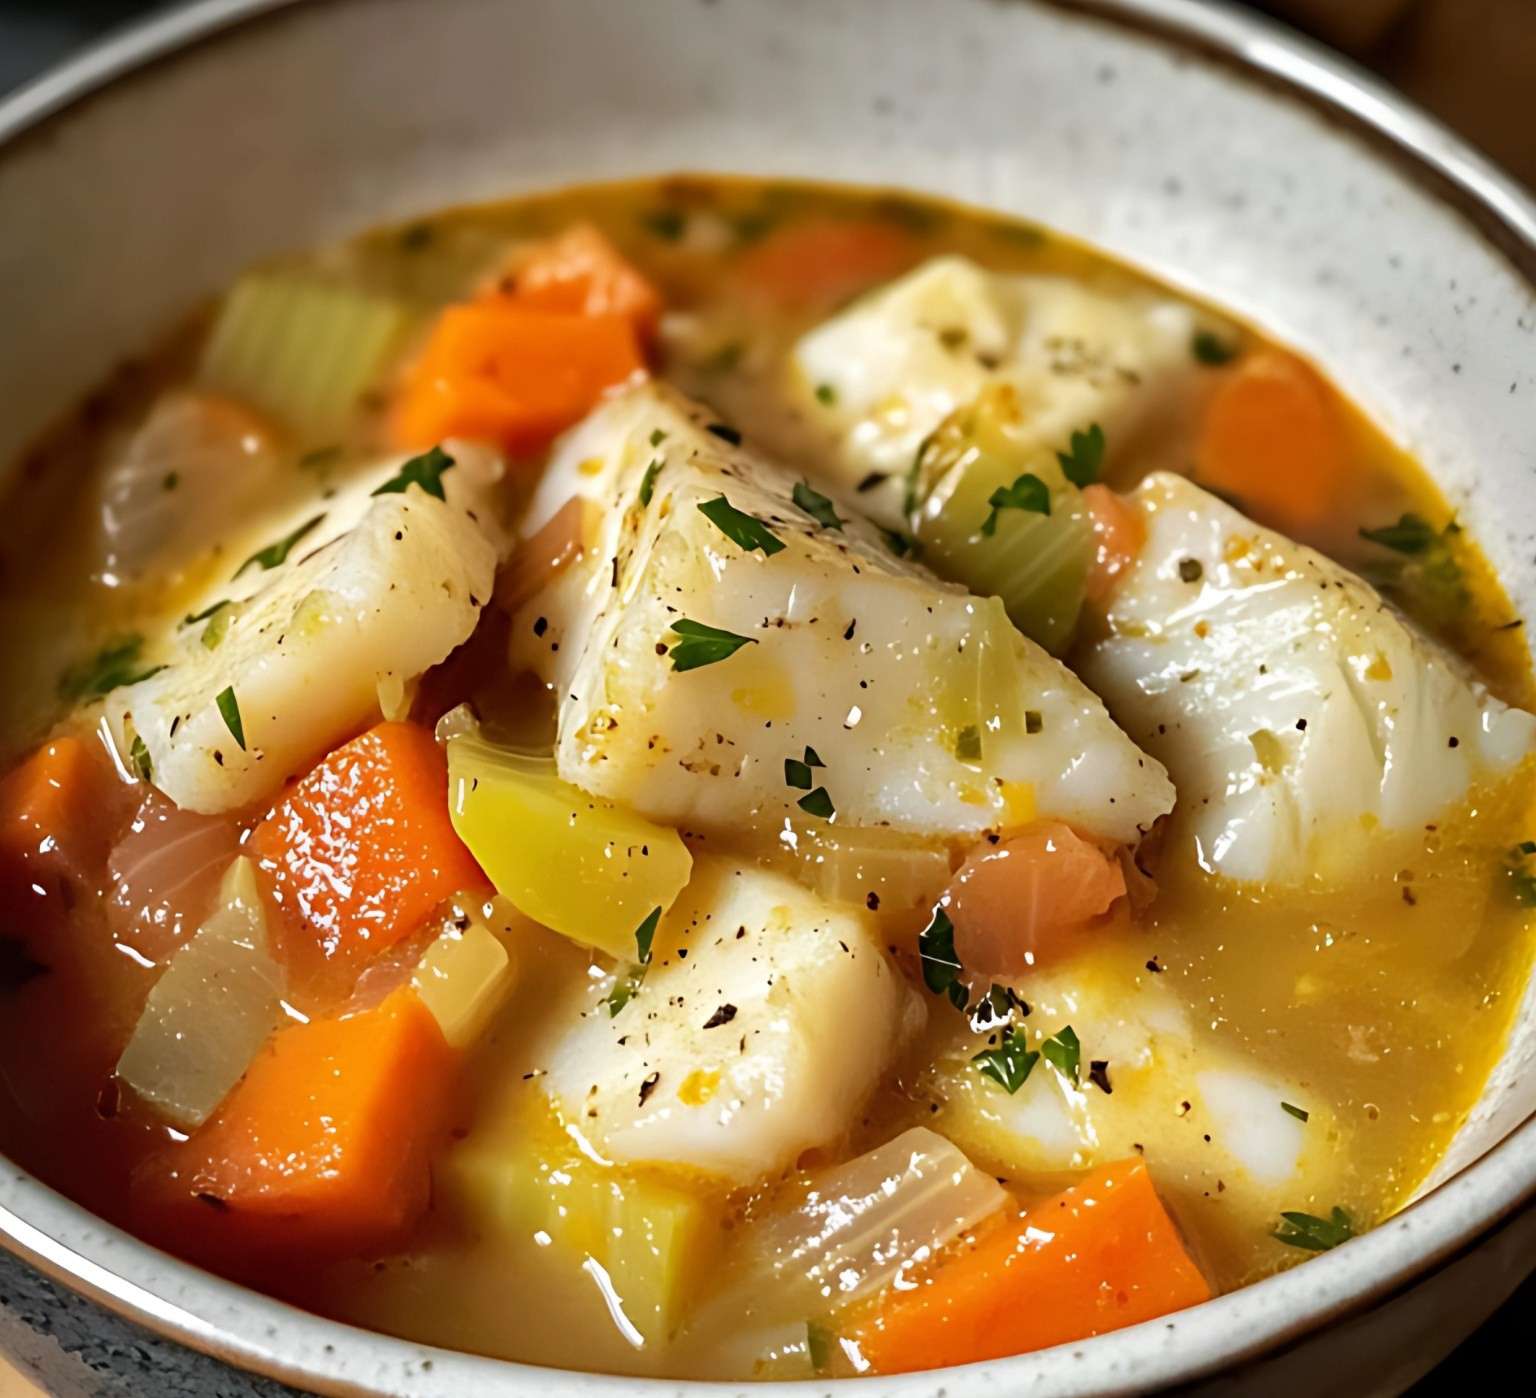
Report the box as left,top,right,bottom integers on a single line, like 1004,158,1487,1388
1281,1101,1310,1122
372,444,455,501
633,906,660,966
649,428,668,447
882,528,920,559
1056,423,1106,488
1191,330,1238,366
792,481,844,531
234,512,325,578
797,786,835,820
814,383,838,407
806,1322,835,1375
1273,1206,1353,1252
1359,514,1468,632
785,757,814,790
201,605,234,651
183,599,230,626
128,733,153,783
666,618,758,672
215,685,246,751
58,635,166,701
1041,1025,1081,1084
638,459,663,507
918,905,968,1011
697,496,785,556
1359,513,1438,554
603,907,663,1018
973,1028,1039,1094
981,472,1050,536
803,746,825,768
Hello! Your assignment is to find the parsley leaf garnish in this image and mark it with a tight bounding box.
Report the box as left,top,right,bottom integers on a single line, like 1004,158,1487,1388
603,907,662,1017
973,1027,1040,1094
1281,1101,1310,1122
235,513,325,578
128,732,153,783
1359,513,1438,555
58,635,166,701
697,496,785,556
793,481,844,531
785,758,814,790
666,618,758,672
638,459,663,507
803,746,824,768
918,905,968,1011
1192,331,1237,366
1056,423,1106,488
649,428,668,447
1273,1206,1353,1252
981,473,1051,536
372,444,455,502
1041,1025,1081,1084
814,383,838,407
215,685,246,751
183,600,230,626
797,787,835,819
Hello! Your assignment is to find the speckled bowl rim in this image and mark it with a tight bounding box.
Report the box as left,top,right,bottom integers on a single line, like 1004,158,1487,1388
1,1,1534,1395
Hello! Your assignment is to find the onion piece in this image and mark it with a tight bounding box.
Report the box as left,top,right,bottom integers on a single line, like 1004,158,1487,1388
106,790,241,964
115,856,284,1128
741,1127,1008,1312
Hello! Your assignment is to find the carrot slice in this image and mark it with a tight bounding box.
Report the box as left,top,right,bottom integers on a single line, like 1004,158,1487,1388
945,821,1127,976
736,218,917,308
1083,484,1146,605
391,301,644,456
250,721,484,991
133,987,453,1262
1196,351,1345,535
505,223,663,341
852,1158,1210,1374
0,736,115,909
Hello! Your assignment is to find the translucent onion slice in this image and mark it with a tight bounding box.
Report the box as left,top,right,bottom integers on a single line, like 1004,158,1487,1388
770,824,953,922
743,1126,1009,1312
411,895,521,1048
115,856,284,1128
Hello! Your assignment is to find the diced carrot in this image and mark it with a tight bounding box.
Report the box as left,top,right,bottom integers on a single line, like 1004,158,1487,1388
133,987,454,1262
1196,351,1346,535
852,1158,1210,1374
945,821,1126,977
735,218,917,308
504,223,663,341
1083,484,1146,605
0,736,115,911
250,721,484,992
391,300,645,456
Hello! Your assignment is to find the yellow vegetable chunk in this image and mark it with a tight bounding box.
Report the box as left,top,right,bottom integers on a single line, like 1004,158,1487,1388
410,898,518,1049
446,731,691,958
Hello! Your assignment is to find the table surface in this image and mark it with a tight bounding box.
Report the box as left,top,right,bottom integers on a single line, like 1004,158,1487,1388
0,1,1531,1393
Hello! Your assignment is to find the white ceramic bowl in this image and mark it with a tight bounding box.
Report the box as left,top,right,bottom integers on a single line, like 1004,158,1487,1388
1,2,1534,1393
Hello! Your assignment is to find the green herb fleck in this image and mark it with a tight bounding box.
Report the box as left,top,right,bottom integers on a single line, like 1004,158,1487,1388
604,907,662,1017
973,1027,1040,1095
633,906,660,965
814,383,838,407
666,618,758,672
806,1322,835,1375
1192,330,1238,366
639,459,663,507
1360,513,1438,555
201,606,234,651
955,724,982,762
918,905,968,1011
235,513,325,578
1506,843,1536,906
1359,515,1468,633
697,496,785,556
1273,1206,1353,1252
372,444,455,502
701,341,744,374
641,208,686,241
793,481,844,531
1281,1101,1310,1122
1056,423,1106,488
58,635,165,701
803,746,824,768
785,758,814,790
1041,1025,1081,1084
882,529,920,559
215,685,246,751
797,786,835,820
183,600,230,626
649,428,668,447
981,472,1051,536
128,733,153,783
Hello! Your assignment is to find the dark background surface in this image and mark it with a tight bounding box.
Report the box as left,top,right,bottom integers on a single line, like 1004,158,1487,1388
0,1,1530,1393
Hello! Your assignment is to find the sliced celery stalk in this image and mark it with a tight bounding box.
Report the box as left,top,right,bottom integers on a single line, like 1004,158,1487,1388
911,387,1093,655
410,897,518,1048
441,1100,722,1343
199,273,413,443
446,732,691,958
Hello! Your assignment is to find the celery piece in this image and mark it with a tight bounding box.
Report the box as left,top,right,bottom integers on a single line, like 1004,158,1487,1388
911,387,1093,655
410,899,517,1048
441,1102,721,1342
199,273,413,443
446,732,692,958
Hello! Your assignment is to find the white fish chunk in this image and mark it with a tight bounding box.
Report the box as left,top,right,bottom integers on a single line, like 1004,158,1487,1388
791,255,1201,527
544,857,917,1185
1078,472,1536,883
106,441,510,814
511,384,1173,844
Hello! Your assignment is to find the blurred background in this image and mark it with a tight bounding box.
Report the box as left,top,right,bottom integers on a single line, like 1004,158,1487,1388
0,0,1529,1394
